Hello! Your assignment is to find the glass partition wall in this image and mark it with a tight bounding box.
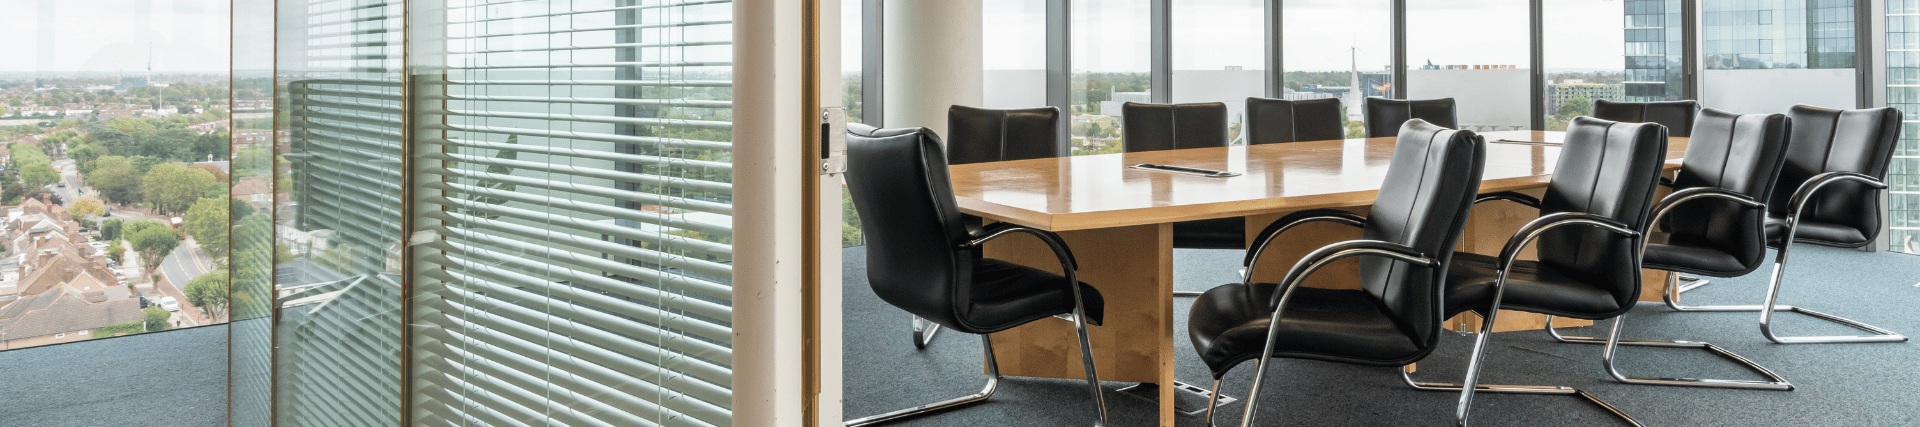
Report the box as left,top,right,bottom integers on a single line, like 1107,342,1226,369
1172,0,1264,143
1406,0,1532,132
1071,0,1151,155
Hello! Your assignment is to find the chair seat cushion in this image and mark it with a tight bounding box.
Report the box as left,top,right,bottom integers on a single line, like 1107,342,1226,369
1187,283,1421,378
1766,216,1869,248
1443,252,1622,320
1641,232,1750,277
1174,217,1247,249
964,259,1105,333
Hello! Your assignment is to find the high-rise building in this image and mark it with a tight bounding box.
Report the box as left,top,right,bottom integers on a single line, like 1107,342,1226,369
1886,1,1920,254
1624,0,1684,101
1701,0,1856,69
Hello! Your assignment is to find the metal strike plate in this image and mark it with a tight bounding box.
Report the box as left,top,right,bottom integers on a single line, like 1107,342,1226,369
820,106,848,175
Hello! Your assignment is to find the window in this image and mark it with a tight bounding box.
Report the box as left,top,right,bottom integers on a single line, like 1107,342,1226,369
1285,0,1393,138
1889,0,1920,254
1071,0,1150,155
843,0,865,122
1543,0,1633,130
1173,0,1263,143
407,0,739,425
1407,0,1532,132
983,0,1047,109
1701,0,1856,114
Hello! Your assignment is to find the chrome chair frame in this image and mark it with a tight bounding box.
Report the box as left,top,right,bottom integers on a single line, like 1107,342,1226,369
1229,238,1442,427
847,223,1108,427
1544,187,1793,390
1659,172,1908,344
1415,208,1647,426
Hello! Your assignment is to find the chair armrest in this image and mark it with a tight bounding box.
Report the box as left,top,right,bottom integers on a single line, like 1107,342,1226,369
1261,240,1438,310
1244,209,1368,268
1495,212,1640,270
1475,191,1541,209
966,222,1079,273
1648,186,1766,233
1783,172,1886,220
1774,172,1886,244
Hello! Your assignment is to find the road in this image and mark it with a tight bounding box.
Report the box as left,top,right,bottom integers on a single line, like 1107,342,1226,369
155,237,216,327
51,159,78,202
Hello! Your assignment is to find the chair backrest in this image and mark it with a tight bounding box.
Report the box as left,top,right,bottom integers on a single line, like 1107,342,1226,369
1770,105,1904,246
946,105,1063,165
1246,97,1346,144
1669,107,1792,273
1361,119,1485,348
1538,117,1670,314
843,124,974,329
1122,102,1228,152
1592,100,1700,137
1364,98,1458,138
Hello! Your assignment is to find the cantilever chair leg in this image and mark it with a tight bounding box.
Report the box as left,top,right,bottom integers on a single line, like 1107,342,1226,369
910,315,943,349
1400,367,1642,427
1435,306,1642,426
1660,243,1907,344
845,335,1000,426
1544,315,1794,391
1674,274,1711,293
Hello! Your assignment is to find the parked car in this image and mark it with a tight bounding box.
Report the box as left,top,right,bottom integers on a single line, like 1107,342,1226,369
159,296,179,312
136,295,150,309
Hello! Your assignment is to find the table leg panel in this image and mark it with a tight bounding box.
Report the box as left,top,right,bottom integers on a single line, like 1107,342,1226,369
984,223,1172,385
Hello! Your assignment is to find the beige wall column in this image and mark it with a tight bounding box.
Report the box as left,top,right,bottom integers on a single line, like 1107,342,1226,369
883,0,983,136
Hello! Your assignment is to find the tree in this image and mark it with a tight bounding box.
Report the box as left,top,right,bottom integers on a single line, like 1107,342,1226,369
183,268,230,322
19,163,56,189
183,198,229,261
70,144,104,173
130,225,180,274
88,156,143,204
230,197,255,221
1557,96,1593,117
67,196,104,219
101,219,124,241
143,163,215,215
142,306,171,332
231,214,274,321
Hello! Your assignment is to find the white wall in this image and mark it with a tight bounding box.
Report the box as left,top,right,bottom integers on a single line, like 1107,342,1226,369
1702,68,1857,114
1171,69,1267,125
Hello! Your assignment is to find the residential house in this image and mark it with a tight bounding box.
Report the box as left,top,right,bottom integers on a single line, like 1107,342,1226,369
0,287,143,349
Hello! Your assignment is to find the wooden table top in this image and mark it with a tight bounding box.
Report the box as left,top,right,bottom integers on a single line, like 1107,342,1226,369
950,130,1689,231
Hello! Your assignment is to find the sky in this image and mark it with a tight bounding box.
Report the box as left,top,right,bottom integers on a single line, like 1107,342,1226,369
846,0,1628,73
0,0,232,73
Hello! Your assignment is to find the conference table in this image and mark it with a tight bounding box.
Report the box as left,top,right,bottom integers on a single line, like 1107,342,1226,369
950,130,1689,426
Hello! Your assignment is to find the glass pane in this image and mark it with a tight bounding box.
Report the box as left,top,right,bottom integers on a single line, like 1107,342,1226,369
984,0,1048,109
1543,0,1635,130
276,0,406,425
1283,0,1392,138
1406,0,1532,132
843,0,865,123
1071,0,1149,155
1701,0,1857,113
1888,1,1920,254
1173,0,1263,143
229,0,275,424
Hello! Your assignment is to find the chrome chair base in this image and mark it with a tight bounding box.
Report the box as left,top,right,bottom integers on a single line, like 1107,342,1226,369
910,316,943,349
855,312,1109,427
1399,367,1643,427
1545,315,1794,391
1674,274,1711,293
846,335,999,427
1661,267,1908,344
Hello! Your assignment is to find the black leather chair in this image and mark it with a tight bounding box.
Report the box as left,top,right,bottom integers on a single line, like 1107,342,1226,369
1121,101,1229,152
842,124,1109,427
1545,107,1800,391
947,105,1063,164
1245,97,1346,144
1422,117,1671,426
907,106,1066,349
1667,105,1908,344
1120,102,1246,251
1363,97,1458,138
1187,119,1484,427
1593,100,1700,137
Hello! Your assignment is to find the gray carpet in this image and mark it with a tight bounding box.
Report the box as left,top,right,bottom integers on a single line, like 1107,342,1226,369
843,244,1920,426
0,324,229,427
